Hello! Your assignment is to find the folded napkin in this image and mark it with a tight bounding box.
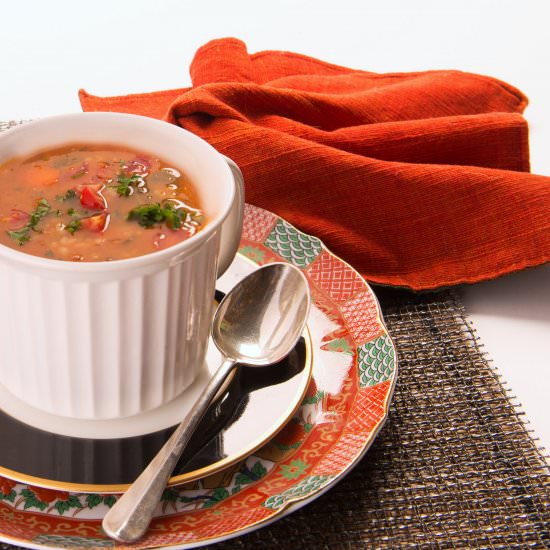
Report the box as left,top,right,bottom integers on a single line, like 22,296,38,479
80,38,550,290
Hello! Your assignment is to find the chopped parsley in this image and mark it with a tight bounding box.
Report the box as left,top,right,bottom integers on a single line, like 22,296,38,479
7,198,51,246
127,202,188,229
111,172,142,197
6,227,31,246
65,219,81,235
55,189,76,202
71,168,87,179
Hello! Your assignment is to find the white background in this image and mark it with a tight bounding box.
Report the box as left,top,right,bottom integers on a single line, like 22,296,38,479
1,0,549,452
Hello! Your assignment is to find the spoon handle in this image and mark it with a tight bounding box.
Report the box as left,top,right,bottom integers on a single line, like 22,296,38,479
102,357,237,542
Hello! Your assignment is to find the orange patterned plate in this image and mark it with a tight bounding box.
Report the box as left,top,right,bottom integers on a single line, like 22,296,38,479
0,204,397,549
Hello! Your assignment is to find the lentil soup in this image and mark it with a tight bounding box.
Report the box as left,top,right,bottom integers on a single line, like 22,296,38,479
0,144,205,262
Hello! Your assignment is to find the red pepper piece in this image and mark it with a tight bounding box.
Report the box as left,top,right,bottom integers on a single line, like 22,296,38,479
78,184,106,210
80,212,108,232
126,157,151,175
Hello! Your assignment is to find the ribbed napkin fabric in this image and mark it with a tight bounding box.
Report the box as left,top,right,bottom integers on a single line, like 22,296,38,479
80,38,550,290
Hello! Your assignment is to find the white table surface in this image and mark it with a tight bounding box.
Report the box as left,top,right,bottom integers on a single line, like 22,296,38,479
1,0,549,454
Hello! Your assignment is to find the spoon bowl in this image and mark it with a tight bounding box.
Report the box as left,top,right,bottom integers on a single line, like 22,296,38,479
102,263,311,542
213,263,311,365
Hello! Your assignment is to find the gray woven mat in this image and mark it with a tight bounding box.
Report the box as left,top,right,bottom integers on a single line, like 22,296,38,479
0,121,548,548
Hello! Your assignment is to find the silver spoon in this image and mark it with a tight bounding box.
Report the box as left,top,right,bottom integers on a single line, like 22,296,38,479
102,262,311,542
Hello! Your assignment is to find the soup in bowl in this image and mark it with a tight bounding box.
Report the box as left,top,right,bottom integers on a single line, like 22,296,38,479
0,144,206,262
0,113,244,420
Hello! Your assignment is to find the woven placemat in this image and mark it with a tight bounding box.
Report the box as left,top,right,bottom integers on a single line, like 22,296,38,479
0,121,548,548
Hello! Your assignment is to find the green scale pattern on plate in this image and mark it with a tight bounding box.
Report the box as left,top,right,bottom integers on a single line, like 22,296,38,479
264,219,323,268
262,475,335,510
357,334,395,388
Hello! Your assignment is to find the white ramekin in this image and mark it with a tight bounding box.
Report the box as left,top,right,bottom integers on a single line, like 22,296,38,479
0,113,244,419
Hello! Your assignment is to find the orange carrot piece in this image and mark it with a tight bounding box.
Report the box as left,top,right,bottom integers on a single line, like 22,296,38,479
21,164,60,187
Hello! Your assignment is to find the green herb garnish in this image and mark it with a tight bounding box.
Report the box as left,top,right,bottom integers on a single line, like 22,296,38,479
7,198,51,246
111,172,142,197
160,202,186,229
67,207,76,216
29,199,51,225
127,202,188,229
65,219,81,235
6,227,31,245
71,168,87,179
190,213,205,225
55,189,76,202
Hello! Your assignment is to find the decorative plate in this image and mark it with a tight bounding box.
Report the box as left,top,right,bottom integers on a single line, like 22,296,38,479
0,204,397,549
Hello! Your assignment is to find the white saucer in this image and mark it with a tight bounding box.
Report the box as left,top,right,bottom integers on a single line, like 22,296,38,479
0,340,225,439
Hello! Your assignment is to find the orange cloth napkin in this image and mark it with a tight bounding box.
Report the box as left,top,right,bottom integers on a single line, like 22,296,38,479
80,38,550,290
